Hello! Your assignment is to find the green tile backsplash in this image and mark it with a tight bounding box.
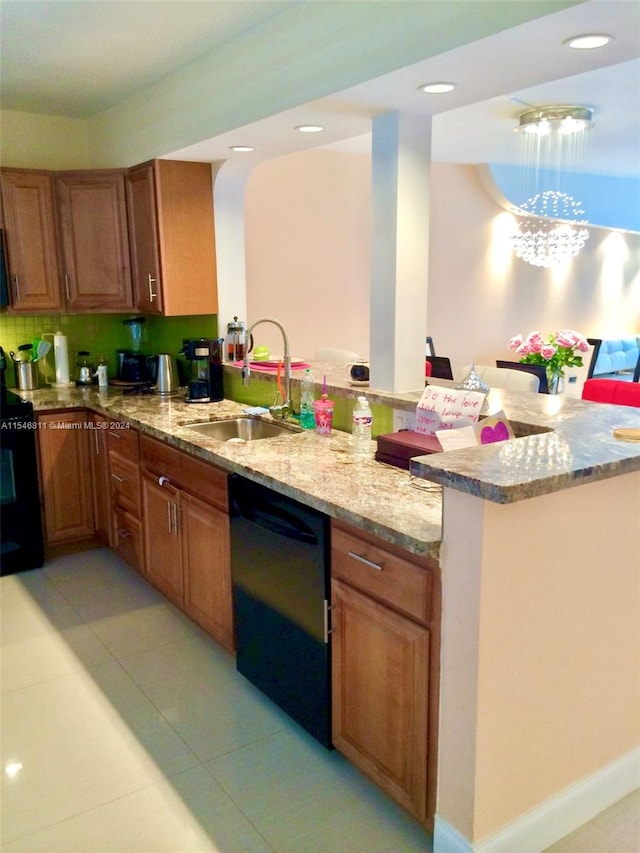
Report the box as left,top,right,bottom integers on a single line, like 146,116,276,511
1,310,394,435
0,310,218,386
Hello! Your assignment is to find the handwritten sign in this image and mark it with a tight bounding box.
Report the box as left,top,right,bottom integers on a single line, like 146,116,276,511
415,385,485,435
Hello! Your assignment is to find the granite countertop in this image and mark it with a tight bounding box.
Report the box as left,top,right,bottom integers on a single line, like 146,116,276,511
21,383,443,559
16,368,640,549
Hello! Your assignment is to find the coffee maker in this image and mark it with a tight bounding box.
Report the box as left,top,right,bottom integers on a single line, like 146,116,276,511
181,339,224,403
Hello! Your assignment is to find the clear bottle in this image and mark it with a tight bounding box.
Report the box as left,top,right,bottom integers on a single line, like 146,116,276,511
299,369,316,429
352,396,373,455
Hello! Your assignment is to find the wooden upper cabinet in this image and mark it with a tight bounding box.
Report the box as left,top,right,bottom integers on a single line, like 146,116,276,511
0,169,63,311
126,160,218,316
56,170,134,311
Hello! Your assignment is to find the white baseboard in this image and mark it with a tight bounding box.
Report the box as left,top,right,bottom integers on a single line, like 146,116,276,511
434,746,640,853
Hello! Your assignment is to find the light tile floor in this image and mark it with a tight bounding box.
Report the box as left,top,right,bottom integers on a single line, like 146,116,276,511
1,549,431,852
2,548,638,852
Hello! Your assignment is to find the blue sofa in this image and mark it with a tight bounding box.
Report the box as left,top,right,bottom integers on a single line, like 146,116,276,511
590,337,640,381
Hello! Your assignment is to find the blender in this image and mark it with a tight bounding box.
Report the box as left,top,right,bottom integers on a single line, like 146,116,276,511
117,317,148,383
181,339,224,403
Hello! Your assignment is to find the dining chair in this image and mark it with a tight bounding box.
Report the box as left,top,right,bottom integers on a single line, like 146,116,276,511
465,364,540,392
581,379,640,408
495,360,549,393
425,355,453,380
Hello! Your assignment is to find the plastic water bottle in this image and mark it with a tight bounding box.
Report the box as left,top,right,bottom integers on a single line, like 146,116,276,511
300,369,316,429
352,396,373,456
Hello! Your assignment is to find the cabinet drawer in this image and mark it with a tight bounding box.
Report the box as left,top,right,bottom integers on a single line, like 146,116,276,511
109,453,141,516
331,524,432,625
107,423,139,462
141,435,228,512
113,507,143,574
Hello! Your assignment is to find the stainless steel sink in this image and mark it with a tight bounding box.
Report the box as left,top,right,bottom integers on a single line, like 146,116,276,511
185,417,301,442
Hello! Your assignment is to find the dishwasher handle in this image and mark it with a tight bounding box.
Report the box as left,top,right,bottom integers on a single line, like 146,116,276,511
235,501,318,546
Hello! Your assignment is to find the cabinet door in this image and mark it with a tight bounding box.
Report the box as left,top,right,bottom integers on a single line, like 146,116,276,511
142,473,183,606
182,493,233,652
113,506,143,574
331,578,429,822
0,169,63,311
126,160,217,316
37,412,95,543
126,161,162,314
89,414,112,545
56,170,133,311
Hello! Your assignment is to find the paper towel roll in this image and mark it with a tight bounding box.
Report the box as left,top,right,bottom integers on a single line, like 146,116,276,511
53,331,70,386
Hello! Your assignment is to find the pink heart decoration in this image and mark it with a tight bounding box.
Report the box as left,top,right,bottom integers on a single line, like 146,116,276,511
480,422,510,444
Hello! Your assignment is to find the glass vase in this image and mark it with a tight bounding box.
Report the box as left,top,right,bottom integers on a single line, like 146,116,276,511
547,371,564,394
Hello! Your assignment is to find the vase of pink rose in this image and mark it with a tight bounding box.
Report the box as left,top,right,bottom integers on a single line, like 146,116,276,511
508,329,590,394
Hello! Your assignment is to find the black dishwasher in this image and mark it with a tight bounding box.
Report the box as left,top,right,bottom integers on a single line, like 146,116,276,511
228,474,332,748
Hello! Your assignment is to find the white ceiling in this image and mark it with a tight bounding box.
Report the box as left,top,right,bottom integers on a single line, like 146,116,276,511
1,0,639,178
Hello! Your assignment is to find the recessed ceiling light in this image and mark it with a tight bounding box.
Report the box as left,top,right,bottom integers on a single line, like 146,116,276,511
565,34,611,49
419,82,456,94
229,145,255,152
295,125,324,133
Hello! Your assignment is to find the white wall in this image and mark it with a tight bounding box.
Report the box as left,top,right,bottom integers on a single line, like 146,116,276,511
243,151,640,375
244,150,371,360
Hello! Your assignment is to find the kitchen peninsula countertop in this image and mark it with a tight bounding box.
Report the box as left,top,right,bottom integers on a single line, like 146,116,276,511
20,384,443,558
407,383,640,503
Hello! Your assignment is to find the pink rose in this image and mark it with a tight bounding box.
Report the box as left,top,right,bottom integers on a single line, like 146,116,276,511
509,335,523,350
516,343,530,356
540,344,556,360
555,331,576,349
528,335,544,353
576,337,590,352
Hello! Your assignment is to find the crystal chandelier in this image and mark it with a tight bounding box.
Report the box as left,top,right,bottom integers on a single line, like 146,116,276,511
511,190,589,267
511,105,593,267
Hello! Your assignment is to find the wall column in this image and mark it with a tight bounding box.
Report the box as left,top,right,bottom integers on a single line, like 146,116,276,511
212,160,255,336
370,111,432,392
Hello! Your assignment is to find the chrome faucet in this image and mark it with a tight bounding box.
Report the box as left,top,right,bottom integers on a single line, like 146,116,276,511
243,317,291,419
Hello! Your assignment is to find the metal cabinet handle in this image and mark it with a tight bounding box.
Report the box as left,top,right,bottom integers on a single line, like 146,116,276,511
167,501,173,533
111,473,125,483
13,275,20,301
94,429,99,454
64,274,71,301
148,274,157,302
108,430,120,439
323,600,334,644
118,528,130,539
172,502,179,534
348,551,383,572
158,476,170,487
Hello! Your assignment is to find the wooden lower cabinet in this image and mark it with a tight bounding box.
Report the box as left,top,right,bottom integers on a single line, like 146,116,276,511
37,411,95,543
182,493,233,650
107,423,143,573
142,473,183,605
141,436,233,651
112,506,143,571
89,414,112,544
332,578,429,821
331,521,440,829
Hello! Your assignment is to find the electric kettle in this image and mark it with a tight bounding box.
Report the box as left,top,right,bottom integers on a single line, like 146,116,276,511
148,354,179,396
